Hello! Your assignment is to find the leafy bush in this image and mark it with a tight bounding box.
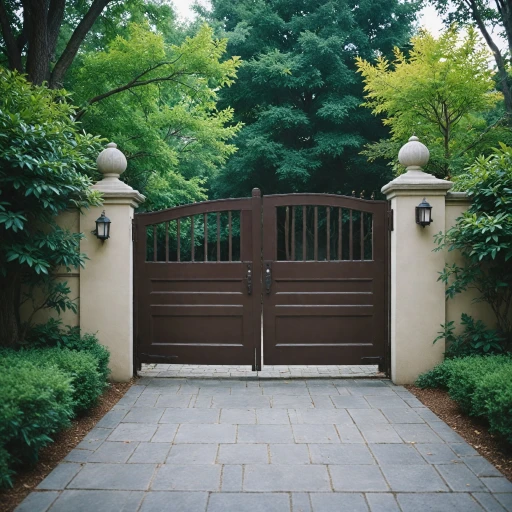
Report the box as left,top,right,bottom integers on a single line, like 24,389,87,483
434,314,505,358
436,144,512,347
416,355,512,444
21,348,107,414
27,319,110,382
0,352,73,487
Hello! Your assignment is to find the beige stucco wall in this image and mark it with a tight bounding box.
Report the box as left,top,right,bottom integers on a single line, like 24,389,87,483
20,210,80,328
445,193,496,332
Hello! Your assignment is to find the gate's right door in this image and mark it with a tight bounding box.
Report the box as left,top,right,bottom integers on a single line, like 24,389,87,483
262,194,389,367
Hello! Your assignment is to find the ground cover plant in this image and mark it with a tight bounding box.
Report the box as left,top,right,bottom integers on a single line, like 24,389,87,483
416,355,512,443
0,329,110,489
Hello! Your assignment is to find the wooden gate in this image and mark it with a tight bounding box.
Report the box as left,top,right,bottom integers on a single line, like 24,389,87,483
134,190,389,371
262,194,389,369
134,190,262,370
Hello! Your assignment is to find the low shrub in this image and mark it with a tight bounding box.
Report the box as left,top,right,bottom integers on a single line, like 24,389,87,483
21,348,107,414
472,366,512,442
416,354,512,445
0,352,73,487
27,319,110,381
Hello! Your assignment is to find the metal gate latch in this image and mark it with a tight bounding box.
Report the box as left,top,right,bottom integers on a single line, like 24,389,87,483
246,264,252,295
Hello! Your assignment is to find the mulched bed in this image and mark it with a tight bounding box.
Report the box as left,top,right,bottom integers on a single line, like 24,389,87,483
1,379,134,512
407,385,512,482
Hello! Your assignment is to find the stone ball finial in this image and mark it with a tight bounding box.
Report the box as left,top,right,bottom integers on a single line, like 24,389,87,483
398,135,430,170
97,142,127,177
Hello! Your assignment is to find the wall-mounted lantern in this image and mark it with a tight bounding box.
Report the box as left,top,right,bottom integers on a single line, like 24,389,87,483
93,210,111,241
415,198,432,227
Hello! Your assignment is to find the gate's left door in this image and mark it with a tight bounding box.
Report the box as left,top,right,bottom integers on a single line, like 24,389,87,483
134,190,262,369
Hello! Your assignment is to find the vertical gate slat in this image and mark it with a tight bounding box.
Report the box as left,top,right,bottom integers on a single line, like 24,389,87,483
349,210,353,260
165,222,169,262
326,207,330,261
338,207,342,260
191,215,195,262
153,225,157,262
314,206,318,261
360,212,364,260
216,212,221,262
204,213,208,261
291,206,295,261
285,206,290,261
302,205,307,261
177,218,181,262
228,211,232,262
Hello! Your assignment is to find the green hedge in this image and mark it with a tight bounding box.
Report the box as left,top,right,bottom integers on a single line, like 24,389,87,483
416,355,512,443
0,354,73,488
0,333,111,489
20,348,107,414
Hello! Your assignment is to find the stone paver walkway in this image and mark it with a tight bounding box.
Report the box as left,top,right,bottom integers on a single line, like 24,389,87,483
17,378,512,512
140,364,380,378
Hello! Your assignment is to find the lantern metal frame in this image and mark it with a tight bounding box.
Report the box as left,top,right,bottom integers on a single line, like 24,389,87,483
92,210,111,241
415,198,433,228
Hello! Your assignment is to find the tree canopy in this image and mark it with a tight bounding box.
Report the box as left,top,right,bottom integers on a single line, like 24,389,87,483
200,0,421,199
356,27,507,178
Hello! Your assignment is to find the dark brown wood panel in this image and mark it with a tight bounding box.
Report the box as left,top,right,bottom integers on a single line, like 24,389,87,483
262,194,389,368
134,190,262,369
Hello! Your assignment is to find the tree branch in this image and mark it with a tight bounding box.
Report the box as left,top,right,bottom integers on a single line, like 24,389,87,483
49,0,112,88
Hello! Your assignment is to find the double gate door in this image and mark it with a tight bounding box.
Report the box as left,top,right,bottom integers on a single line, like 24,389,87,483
134,189,390,371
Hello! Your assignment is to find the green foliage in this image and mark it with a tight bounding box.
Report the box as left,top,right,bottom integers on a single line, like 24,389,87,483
0,69,103,346
0,352,74,487
416,355,512,443
356,27,507,178
433,314,505,358
435,144,512,342
0,446,14,489
27,319,110,382
204,0,420,198
69,22,242,211
20,348,106,414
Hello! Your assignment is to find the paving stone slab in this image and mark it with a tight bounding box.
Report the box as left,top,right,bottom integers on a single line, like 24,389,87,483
293,424,340,444
380,465,449,492
47,490,144,512
207,492,291,512
37,463,83,490
397,493,484,512
291,409,352,425
309,492,369,512
139,491,208,512
310,395,336,408
256,409,291,424
87,441,138,463
218,444,268,464
212,395,271,408
220,408,256,424
331,396,370,409
155,395,194,408
381,408,425,424
67,463,156,490
436,463,487,492
63,448,92,463
174,424,236,444
238,424,294,444
450,442,480,457
151,464,221,491
108,423,157,442
15,491,60,512
151,424,179,442
160,408,220,424
270,444,310,464
336,424,365,443
393,424,444,444
329,465,388,492
414,443,461,465
167,444,218,465
494,493,512,510
77,428,112,450
95,409,127,428
366,396,408,409
465,456,504,477
365,493,401,512
128,442,171,463
348,409,389,425
221,465,243,491
272,395,314,409
472,492,509,512
482,477,512,493
291,493,312,512
121,407,165,424
358,424,403,444
369,444,426,465
309,444,374,465
244,464,331,492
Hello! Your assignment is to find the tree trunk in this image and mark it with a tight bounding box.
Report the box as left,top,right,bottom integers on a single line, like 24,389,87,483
0,273,21,347
25,0,51,85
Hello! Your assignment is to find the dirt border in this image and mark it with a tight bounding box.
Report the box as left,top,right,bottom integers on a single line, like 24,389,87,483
407,385,512,482
1,379,134,512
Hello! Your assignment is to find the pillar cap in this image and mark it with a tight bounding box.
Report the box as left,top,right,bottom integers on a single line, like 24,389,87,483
94,142,145,206
398,135,430,170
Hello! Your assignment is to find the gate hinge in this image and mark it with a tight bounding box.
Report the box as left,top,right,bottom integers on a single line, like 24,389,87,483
388,209,394,231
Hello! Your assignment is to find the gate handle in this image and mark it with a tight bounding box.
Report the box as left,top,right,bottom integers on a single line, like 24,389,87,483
265,263,272,294
246,264,252,295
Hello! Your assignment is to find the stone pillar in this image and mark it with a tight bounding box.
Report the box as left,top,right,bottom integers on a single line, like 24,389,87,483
80,143,145,382
381,136,452,384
